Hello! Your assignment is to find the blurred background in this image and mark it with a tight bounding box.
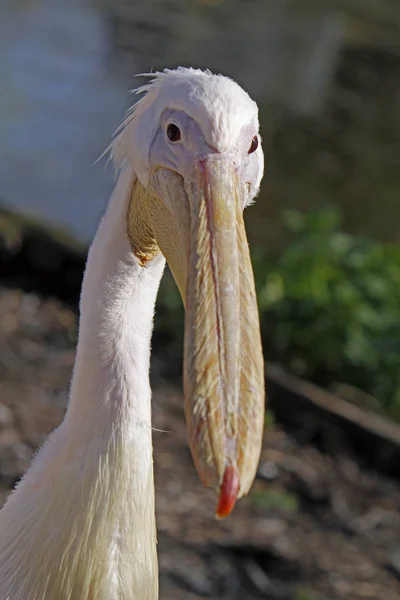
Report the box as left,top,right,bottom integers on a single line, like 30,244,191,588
1,1,400,599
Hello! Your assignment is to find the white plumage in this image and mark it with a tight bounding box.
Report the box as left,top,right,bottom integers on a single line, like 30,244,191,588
0,68,265,599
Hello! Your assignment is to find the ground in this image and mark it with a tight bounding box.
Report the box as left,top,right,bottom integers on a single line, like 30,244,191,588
0,286,399,600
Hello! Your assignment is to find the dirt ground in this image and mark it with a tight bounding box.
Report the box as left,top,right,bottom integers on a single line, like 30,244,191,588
0,286,399,600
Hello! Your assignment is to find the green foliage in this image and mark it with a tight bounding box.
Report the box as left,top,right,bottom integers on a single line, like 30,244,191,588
251,489,299,513
256,206,400,419
264,409,276,430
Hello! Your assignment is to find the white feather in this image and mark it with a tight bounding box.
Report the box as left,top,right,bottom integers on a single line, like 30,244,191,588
110,67,259,186
0,66,262,599
0,167,164,599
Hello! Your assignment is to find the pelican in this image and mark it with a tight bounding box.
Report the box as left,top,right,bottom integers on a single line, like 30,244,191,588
0,67,265,599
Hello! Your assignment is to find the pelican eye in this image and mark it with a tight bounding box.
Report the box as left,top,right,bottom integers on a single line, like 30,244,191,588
167,123,181,142
248,135,258,154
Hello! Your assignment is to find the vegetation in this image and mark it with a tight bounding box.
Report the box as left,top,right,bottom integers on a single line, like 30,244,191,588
251,489,299,513
256,207,400,419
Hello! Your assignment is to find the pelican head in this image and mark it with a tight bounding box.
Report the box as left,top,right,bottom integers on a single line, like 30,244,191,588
112,67,265,517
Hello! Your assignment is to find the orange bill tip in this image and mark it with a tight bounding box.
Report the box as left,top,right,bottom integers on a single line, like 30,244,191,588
215,464,239,519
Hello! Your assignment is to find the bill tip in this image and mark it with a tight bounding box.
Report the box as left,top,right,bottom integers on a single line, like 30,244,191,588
215,464,239,519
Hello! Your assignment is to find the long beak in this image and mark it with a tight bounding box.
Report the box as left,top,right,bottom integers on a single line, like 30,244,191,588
183,157,265,517
144,156,265,517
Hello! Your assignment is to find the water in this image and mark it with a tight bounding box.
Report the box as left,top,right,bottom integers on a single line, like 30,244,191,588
0,0,133,243
0,0,342,244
